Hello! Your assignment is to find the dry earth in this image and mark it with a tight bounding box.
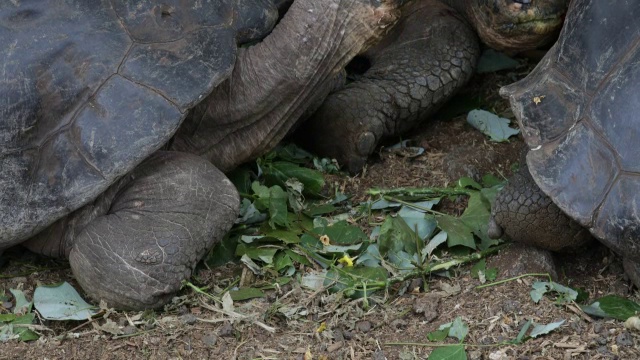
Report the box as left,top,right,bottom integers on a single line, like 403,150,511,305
1,60,639,360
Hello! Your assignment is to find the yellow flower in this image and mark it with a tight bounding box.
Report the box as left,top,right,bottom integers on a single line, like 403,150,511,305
316,321,327,333
338,254,354,267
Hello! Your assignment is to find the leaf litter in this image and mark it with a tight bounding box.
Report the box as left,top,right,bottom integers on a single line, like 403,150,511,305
2,65,640,359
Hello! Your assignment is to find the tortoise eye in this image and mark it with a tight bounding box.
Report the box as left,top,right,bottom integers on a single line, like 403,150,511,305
513,0,532,4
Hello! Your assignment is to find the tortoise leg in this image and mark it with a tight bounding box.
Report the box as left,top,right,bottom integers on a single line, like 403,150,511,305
623,258,640,289
488,162,592,252
26,151,239,309
298,0,479,174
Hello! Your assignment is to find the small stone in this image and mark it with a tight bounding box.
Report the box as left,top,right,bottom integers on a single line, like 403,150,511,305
2,301,13,310
179,314,197,325
593,322,604,334
597,336,607,345
501,300,521,314
342,330,353,340
412,293,441,322
203,332,218,347
122,325,137,335
218,322,235,337
616,331,634,347
355,320,372,333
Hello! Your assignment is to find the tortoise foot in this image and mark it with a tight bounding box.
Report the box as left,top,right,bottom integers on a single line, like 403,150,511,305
67,152,239,310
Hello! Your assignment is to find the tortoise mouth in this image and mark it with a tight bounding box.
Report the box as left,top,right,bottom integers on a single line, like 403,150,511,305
470,0,569,52
507,14,564,35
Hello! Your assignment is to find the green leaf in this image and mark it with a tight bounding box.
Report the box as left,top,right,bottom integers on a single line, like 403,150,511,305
484,267,498,281
456,177,481,190
33,282,98,321
274,252,294,271
378,216,422,256
476,49,520,73
530,281,548,303
304,203,338,217
206,233,240,267
398,207,437,240
271,143,314,163
467,109,520,142
470,259,486,279
428,345,467,360
252,182,289,229
17,328,39,342
530,320,564,338
427,328,450,342
285,249,313,267
436,215,476,249
0,314,16,322
263,228,300,244
313,220,368,246
9,289,32,315
356,244,382,267
530,281,578,304
449,317,468,342
235,245,279,264
263,161,324,197
581,295,640,321
459,192,495,250
514,319,533,344
388,250,418,272
425,231,447,256
229,288,265,301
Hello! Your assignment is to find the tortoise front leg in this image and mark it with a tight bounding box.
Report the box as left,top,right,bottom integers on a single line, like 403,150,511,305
26,151,239,310
299,0,479,174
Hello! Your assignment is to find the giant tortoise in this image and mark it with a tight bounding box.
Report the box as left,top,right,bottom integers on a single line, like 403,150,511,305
0,0,403,310
300,0,569,174
488,0,640,286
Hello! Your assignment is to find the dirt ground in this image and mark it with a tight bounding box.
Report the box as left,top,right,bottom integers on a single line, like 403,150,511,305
2,64,640,359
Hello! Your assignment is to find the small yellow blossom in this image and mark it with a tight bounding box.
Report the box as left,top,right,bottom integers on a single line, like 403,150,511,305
316,321,327,333
338,254,354,267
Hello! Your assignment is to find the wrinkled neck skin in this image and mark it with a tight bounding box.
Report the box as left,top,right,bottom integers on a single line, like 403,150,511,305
172,0,401,171
442,0,566,52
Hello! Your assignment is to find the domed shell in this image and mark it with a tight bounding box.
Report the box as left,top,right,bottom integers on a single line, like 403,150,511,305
500,0,640,261
0,0,276,247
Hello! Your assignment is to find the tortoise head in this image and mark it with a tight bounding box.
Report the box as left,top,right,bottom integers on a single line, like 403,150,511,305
466,0,569,52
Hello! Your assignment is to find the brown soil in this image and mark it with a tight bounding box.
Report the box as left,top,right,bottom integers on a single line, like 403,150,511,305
2,66,639,360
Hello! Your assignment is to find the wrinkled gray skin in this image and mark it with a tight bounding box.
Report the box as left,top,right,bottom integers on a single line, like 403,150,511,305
299,0,568,174
488,0,640,286
0,0,403,310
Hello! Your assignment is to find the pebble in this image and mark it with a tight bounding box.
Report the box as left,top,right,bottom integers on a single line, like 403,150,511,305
355,320,371,333
179,314,197,325
616,331,634,347
218,322,235,337
202,332,218,347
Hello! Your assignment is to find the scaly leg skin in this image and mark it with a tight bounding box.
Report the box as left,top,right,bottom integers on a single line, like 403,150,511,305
298,0,479,174
24,151,239,310
171,0,404,172
487,162,593,252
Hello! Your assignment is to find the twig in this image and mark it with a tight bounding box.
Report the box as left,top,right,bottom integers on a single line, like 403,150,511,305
198,299,276,333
